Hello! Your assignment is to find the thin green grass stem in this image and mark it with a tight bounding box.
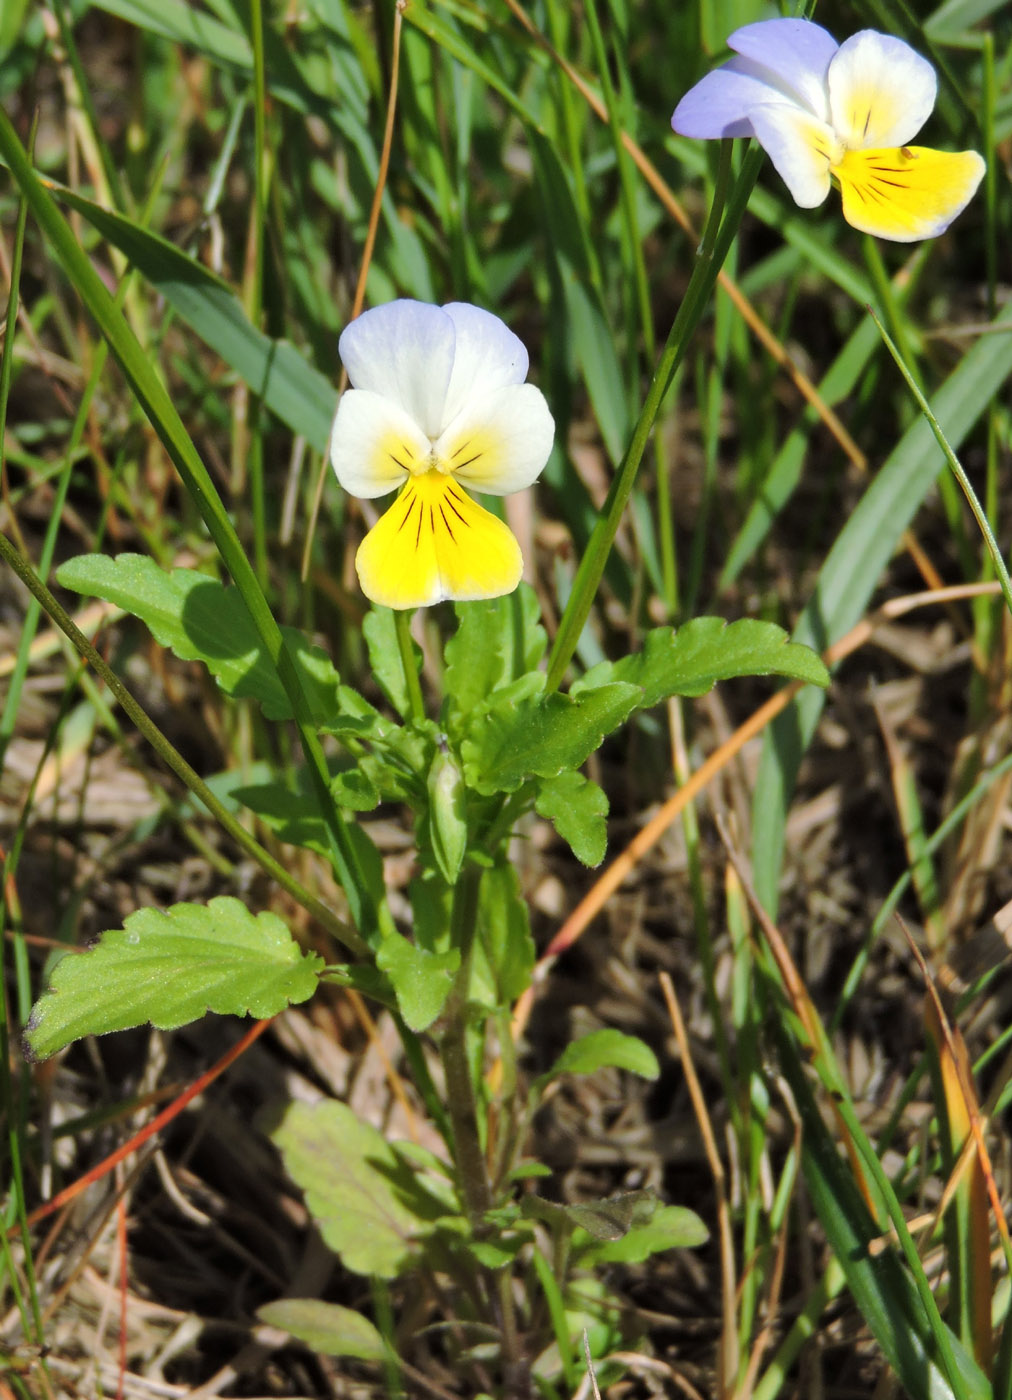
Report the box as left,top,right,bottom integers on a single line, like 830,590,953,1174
982,34,997,322
247,0,268,585
0,108,381,941
546,140,759,690
0,168,52,1348
973,35,1001,717
861,264,970,576
996,1310,1012,1400
0,149,33,766
655,391,679,616
542,0,594,243
532,1246,578,1393
862,236,917,374
394,609,426,724
370,1278,404,1400
871,309,1012,620
581,0,653,362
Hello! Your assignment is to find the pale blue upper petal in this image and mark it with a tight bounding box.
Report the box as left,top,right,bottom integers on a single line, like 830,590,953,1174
338,300,456,439
671,61,774,139
727,19,838,123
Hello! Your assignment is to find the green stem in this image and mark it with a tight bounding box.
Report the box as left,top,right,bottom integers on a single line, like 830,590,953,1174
870,309,1012,620
545,139,756,690
247,0,268,585
439,866,492,1226
394,608,426,724
0,530,369,961
582,0,653,362
862,234,917,372
0,108,382,942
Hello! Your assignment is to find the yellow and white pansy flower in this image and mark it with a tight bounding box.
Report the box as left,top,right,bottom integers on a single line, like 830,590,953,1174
331,300,554,609
671,19,985,242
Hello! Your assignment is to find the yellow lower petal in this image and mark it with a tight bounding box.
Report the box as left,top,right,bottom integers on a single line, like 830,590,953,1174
833,146,985,242
355,470,523,609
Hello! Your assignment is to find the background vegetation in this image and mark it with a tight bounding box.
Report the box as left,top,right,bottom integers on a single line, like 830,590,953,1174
1,0,1010,1395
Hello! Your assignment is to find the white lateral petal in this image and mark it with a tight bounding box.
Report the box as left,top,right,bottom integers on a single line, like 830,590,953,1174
728,19,838,122
828,31,936,149
440,303,530,427
437,383,555,496
672,61,781,139
338,300,455,438
749,103,838,208
330,389,431,499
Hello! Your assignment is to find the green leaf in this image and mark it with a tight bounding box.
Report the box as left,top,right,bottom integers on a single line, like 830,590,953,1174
539,1029,660,1087
474,863,536,1006
57,554,342,724
271,1101,446,1278
572,618,829,707
524,1189,658,1241
257,1299,386,1362
443,585,547,726
24,898,323,1060
469,1236,528,1269
461,680,641,796
578,1205,709,1263
232,778,331,855
375,931,460,1032
331,766,381,812
0,0,31,52
534,771,609,867
362,608,422,720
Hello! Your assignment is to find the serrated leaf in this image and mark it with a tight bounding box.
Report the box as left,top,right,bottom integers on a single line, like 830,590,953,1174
271,1101,446,1278
572,618,829,706
578,1205,709,1263
57,554,342,723
534,771,609,867
24,898,323,1060
461,681,641,796
257,1299,386,1361
376,931,460,1032
539,1029,660,1087
443,584,547,727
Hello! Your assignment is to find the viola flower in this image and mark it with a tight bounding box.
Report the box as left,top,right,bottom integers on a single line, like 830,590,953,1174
331,300,554,610
671,19,985,242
